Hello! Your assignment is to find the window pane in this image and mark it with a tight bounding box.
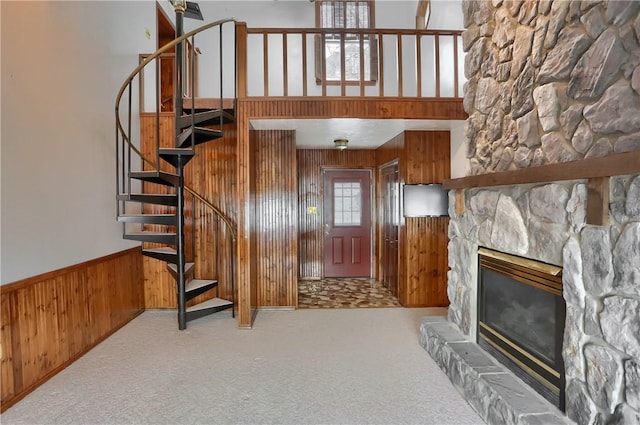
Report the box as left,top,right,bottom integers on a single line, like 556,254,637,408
334,181,362,226
346,2,356,28
321,1,371,29
359,3,369,27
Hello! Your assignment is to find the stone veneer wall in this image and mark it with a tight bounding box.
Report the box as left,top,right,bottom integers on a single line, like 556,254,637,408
462,0,640,175
448,1,640,423
446,175,640,424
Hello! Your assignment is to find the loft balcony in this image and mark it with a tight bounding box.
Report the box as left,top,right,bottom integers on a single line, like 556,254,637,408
137,22,466,119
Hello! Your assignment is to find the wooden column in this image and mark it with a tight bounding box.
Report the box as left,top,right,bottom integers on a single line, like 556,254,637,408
236,100,255,328
236,22,248,98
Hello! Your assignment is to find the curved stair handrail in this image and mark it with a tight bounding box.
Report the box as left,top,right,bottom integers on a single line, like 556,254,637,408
115,17,236,123
115,17,238,240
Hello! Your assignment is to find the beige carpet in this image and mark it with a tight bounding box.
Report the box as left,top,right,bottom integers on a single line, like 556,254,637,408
1,308,484,425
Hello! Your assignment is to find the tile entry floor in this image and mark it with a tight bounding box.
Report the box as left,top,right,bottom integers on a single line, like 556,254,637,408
298,277,401,308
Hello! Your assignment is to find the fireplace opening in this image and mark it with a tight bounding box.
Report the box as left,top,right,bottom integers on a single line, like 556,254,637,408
477,247,566,411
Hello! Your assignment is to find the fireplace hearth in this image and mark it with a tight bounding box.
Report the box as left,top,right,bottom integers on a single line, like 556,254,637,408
477,248,566,410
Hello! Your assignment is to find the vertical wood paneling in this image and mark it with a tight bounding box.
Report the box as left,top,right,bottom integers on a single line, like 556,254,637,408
238,98,466,120
149,98,462,327
404,217,449,307
1,293,15,402
375,132,404,168
0,248,144,412
404,131,451,184
188,124,238,305
253,130,298,307
236,102,254,328
375,130,450,307
376,132,406,292
140,116,237,309
402,131,450,307
297,149,377,279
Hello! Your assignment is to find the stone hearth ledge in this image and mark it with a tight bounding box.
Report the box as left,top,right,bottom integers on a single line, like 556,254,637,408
420,316,573,425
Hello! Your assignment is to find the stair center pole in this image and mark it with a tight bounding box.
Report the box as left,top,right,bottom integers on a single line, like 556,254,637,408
174,0,185,130
174,0,187,330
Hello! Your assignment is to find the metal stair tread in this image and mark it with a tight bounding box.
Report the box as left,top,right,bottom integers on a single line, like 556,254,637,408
158,148,196,167
118,214,176,224
125,231,176,236
167,262,195,275
119,213,174,217
124,232,177,244
130,170,179,178
141,247,178,262
118,194,178,206
158,148,196,156
144,247,176,255
178,109,235,128
129,171,179,187
186,279,218,293
187,297,232,313
177,127,224,148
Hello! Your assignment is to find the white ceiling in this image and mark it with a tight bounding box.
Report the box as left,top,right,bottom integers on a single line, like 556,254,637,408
249,118,466,149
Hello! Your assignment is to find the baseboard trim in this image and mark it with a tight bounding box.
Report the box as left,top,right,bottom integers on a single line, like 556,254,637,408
258,306,296,311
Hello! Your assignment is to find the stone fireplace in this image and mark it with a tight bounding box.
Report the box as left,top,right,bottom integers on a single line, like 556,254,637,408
418,1,640,424
420,177,640,425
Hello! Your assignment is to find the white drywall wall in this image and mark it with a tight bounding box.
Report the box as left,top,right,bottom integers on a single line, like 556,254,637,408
450,120,469,178
1,1,157,284
428,0,464,30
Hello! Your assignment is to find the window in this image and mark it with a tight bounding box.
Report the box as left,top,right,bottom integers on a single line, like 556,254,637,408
333,182,362,226
315,0,378,84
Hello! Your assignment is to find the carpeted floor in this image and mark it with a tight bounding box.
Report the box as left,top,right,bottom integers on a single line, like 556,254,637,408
298,278,401,309
1,308,484,425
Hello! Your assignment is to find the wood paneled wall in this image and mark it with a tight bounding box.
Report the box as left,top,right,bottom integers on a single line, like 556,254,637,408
404,131,451,184
404,217,449,307
375,132,404,281
140,115,237,309
236,97,463,327
0,248,144,411
297,149,377,279
375,130,450,307
252,130,298,307
403,131,450,306
237,97,466,120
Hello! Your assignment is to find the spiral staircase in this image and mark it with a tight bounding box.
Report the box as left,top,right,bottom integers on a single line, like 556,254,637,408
115,11,237,330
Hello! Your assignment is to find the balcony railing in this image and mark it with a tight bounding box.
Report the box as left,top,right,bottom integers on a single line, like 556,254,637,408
138,24,464,113
237,24,464,98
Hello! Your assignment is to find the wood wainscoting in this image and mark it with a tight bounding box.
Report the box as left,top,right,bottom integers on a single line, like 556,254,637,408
0,247,144,412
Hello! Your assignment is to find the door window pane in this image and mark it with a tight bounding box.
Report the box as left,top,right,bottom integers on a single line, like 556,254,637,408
334,182,361,226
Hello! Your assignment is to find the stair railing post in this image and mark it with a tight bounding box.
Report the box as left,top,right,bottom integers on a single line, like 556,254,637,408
174,0,187,330
174,0,185,138
176,157,187,330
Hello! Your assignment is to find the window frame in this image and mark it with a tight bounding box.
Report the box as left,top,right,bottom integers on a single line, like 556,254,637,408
314,0,379,86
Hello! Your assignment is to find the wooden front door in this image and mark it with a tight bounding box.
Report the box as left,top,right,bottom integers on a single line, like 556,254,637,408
323,169,372,277
381,162,399,296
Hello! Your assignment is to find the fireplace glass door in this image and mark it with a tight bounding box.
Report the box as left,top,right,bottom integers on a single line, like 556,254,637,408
477,248,565,410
